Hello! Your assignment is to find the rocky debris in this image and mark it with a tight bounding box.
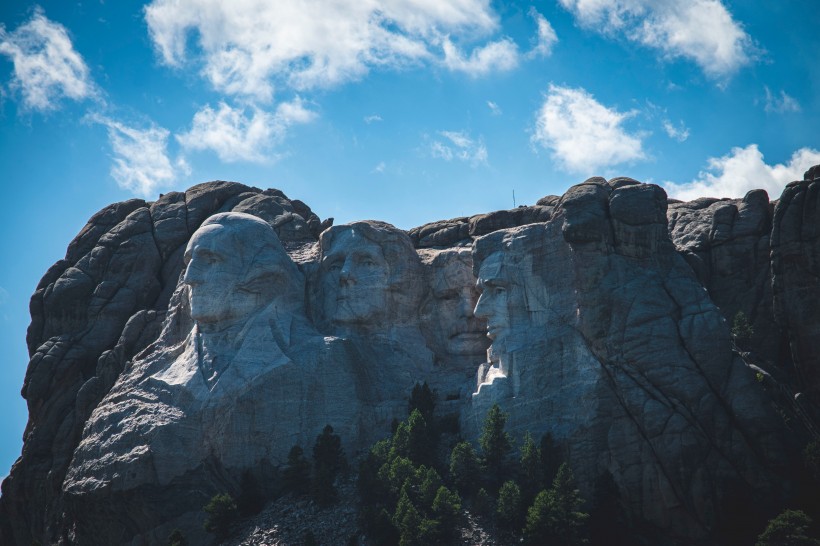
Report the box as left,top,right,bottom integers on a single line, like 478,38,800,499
225,481,360,546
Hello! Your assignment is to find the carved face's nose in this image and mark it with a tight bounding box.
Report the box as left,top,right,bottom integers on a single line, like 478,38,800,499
458,292,474,319
183,262,204,286
339,258,354,285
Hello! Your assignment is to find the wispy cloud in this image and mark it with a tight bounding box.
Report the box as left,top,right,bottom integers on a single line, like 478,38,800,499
558,0,756,80
532,84,645,174
89,114,188,197
144,0,508,101
430,130,488,165
441,37,519,76
364,114,382,124
372,161,386,174
487,100,502,115
0,9,96,111
177,98,316,163
527,8,558,58
664,144,820,201
663,119,690,142
764,87,800,114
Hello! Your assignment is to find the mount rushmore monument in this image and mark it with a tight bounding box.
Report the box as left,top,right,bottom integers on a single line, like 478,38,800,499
2,167,820,544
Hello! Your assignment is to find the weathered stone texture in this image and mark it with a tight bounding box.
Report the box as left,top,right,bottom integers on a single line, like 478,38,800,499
2,168,819,546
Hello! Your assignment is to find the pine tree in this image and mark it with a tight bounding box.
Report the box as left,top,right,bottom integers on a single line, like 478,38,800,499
312,424,346,505
203,493,238,540
519,431,542,505
449,441,481,496
497,480,524,532
408,382,436,423
283,445,312,496
756,509,820,546
524,463,589,546
394,487,423,546
479,404,512,488
392,410,433,466
432,486,462,541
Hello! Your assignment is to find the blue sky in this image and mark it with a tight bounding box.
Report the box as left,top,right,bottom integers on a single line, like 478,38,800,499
0,0,818,479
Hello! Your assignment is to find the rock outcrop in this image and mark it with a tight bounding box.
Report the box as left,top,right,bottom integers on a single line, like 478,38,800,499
1,169,819,545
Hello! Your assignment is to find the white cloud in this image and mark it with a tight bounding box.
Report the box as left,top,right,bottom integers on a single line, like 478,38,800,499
364,114,383,124
89,114,188,197
0,9,96,111
177,98,316,162
532,84,645,174
487,100,501,115
663,119,689,142
558,0,755,79
764,87,800,114
372,161,386,173
441,37,518,76
144,0,507,101
663,145,820,201
527,8,558,58
431,130,488,165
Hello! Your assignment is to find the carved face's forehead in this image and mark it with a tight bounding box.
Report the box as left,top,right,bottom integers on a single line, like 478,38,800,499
324,229,385,263
477,252,508,287
185,224,230,261
435,257,474,294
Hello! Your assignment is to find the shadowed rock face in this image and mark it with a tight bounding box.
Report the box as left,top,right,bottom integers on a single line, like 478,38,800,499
2,170,819,545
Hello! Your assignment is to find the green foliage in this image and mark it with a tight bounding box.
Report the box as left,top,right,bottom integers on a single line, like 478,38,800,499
408,382,436,423
283,445,312,496
524,463,589,546
519,432,542,504
449,441,481,496
432,486,462,528
418,466,444,509
497,480,524,532
391,410,434,466
312,424,346,505
731,311,754,343
756,509,820,546
203,493,238,540
394,488,423,546
480,404,512,486
167,528,187,546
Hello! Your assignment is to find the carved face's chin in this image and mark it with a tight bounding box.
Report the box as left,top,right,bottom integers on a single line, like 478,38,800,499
447,332,487,355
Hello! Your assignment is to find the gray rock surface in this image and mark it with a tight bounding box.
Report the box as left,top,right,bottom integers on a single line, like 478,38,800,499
2,168,819,545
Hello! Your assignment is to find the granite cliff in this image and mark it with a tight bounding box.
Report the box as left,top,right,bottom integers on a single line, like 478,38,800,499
1,168,819,545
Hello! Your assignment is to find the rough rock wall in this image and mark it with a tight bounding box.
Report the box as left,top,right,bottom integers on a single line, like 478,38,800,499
1,169,818,546
1,182,324,546
772,166,820,403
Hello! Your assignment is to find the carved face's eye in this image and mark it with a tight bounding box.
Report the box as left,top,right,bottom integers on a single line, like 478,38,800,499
361,258,377,267
326,259,342,273
493,286,506,296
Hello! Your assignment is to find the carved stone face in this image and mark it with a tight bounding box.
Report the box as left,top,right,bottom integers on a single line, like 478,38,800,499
428,251,487,357
184,224,252,325
183,213,301,330
321,228,390,326
475,252,528,352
